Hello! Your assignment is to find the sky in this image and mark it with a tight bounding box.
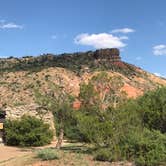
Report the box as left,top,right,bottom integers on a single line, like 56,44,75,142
0,0,166,77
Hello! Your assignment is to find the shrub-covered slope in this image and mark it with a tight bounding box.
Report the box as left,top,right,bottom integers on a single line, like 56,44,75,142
0,48,166,108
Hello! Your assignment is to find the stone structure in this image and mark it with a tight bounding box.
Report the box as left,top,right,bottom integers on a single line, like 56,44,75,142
4,104,56,138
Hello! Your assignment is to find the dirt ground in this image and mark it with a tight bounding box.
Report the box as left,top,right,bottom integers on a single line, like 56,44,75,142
0,144,32,165
0,143,134,166
0,142,57,166
0,144,29,161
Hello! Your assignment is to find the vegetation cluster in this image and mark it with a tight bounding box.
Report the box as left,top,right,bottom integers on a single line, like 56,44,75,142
4,115,53,146
63,73,166,166
4,72,166,166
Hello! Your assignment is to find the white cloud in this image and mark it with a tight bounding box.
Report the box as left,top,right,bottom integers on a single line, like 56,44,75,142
0,21,23,29
153,45,166,56
74,33,127,49
111,28,135,34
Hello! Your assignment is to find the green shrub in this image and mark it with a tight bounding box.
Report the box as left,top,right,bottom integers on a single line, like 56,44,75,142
77,98,166,166
54,109,86,142
4,115,53,146
94,148,120,162
76,106,141,148
76,112,114,146
63,114,86,142
120,129,166,166
93,129,166,166
137,87,166,133
36,148,58,160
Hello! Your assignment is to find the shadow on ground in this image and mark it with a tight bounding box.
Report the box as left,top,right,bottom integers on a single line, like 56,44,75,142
61,143,94,154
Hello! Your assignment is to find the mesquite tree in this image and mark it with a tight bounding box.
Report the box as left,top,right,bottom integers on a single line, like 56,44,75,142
35,81,73,149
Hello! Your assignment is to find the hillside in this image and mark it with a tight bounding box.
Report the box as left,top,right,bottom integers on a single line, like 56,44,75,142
0,48,166,108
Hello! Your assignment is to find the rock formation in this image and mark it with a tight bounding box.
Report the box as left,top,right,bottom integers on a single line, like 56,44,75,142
93,48,121,62
0,48,166,143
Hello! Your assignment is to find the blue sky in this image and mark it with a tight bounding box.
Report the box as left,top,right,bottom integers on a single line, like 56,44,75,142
0,0,166,77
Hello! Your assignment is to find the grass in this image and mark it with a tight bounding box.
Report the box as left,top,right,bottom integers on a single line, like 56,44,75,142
36,148,59,160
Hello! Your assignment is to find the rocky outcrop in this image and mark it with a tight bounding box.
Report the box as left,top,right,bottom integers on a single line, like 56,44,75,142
94,48,121,62
0,48,122,73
